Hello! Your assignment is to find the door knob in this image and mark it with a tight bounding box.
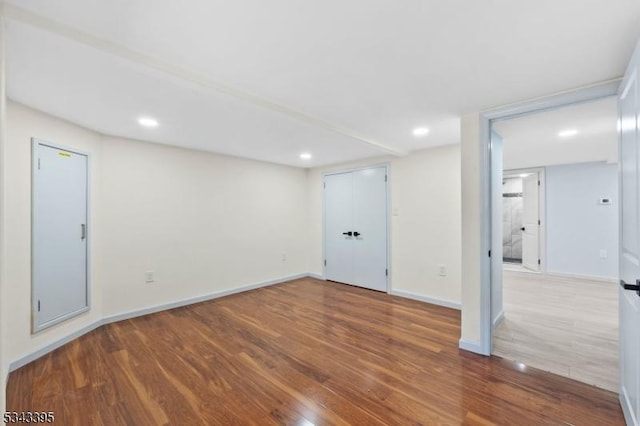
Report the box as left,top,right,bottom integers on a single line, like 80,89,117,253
342,231,353,236
353,232,361,237
521,227,525,231
621,279,640,296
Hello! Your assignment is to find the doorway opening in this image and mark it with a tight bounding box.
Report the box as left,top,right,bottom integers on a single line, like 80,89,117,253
490,96,619,392
501,169,544,273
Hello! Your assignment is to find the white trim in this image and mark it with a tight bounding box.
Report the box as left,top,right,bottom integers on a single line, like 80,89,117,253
1,4,405,157
31,138,91,333
102,273,309,324
492,310,505,328
484,79,621,121
10,320,103,372
459,338,484,353
620,388,638,426
475,81,620,357
9,273,311,372
322,163,391,293
543,270,618,284
391,289,461,310
307,272,325,280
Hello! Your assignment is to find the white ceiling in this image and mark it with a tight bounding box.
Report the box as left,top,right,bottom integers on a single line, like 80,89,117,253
494,97,618,170
4,1,640,167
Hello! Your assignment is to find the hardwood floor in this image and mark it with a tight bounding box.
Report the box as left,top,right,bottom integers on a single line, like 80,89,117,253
8,278,623,425
493,270,618,392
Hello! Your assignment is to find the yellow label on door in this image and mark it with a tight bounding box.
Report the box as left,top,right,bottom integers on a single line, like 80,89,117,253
58,152,71,158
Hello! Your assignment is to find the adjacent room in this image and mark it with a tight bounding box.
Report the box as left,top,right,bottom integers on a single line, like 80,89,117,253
491,98,620,392
1,1,640,425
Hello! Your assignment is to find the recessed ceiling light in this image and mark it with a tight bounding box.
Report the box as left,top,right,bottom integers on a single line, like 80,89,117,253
558,129,578,138
300,152,312,160
519,173,530,178
138,117,159,128
412,127,430,137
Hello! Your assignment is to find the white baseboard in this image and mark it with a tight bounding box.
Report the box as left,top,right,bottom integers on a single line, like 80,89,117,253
8,272,311,373
307,272,324,280
9,320,104,372
620,388,637,426
537,271,617,283
458,338,484,354
102,272,309,324
492,310,505,328
390,289,461,310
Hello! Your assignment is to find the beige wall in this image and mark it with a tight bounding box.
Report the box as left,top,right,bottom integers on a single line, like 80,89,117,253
391,146,461,304
2,100,464,408
4,102,104,372
460,113,485,349
3,101,309,380
307,145,462,306
99,136,308,317
0,16,6,414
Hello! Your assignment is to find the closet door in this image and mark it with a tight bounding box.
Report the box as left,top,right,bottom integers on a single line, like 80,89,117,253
324,172,355,285
33,139,89,332
324,166,388,292
352,167,388,291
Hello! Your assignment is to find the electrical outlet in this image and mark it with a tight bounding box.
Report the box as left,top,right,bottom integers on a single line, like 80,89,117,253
438,265,447,277
145,271,155,283
281,252,287,262
599,249,608,259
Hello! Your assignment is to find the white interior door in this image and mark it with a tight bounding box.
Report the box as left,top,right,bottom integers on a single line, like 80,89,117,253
619,41,640,426
324,166,388,292
352,167,388,292
522,173,540,271
324,172,355,285
33,140,89,332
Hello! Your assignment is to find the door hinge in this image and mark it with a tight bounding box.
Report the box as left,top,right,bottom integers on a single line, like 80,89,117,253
385,175,388,182
37,300,41,312
323,182,326,189
324,259,326,266
538,180,540,186
385,268,388,276
488,250,491,258
538,259,541,265
538,219,541,225
38,158,41,170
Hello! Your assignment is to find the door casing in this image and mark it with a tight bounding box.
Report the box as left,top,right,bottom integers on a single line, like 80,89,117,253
31,138,91,333
474,80,620,356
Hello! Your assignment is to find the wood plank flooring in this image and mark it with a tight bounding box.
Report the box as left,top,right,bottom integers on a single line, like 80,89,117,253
493,270,618,392
8,278,624,425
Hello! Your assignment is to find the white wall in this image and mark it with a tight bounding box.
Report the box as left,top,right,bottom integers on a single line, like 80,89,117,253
3,101,309,381
460,113,486,349
99,136,308,317
4,101,104,371
0,15,7,414
545,161,618,280
307,145,462,307
389,146,462,305
4,100,464,408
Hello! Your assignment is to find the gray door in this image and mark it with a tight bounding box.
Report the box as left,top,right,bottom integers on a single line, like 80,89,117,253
33,140,89,332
